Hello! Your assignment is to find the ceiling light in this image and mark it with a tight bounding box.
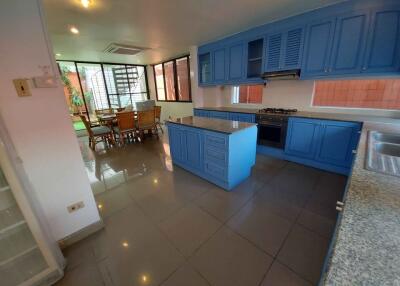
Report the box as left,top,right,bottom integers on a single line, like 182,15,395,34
70,26,79,34
122,241,129,248
81,0,91,8
55,53,61,57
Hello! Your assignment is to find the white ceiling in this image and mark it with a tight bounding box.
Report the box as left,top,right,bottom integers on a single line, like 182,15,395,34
43,0,344,65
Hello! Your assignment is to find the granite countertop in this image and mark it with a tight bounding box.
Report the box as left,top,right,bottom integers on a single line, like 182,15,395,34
196,106,400,123
323,120,400,285
166,116,257,134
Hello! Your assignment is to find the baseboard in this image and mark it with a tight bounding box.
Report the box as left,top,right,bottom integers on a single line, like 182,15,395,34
58,219,104,249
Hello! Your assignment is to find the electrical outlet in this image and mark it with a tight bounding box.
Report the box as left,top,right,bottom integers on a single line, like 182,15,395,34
67,201,85,213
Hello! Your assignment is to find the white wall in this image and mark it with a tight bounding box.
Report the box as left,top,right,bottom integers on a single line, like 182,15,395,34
146,65,194,121
189,47,400,118
0,0,101,240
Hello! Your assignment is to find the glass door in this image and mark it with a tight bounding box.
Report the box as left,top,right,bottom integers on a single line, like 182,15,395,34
0,166,48,286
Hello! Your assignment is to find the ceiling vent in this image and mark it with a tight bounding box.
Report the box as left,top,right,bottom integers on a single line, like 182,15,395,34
104,43,147,55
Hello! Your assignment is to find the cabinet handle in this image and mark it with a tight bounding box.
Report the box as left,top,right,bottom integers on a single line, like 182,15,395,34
336,206,343,212
324,68,328,73
336,201,344,206
352,150,357,154
362,67,367,70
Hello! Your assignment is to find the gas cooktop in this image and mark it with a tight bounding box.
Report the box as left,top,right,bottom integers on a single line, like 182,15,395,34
257,108,298,115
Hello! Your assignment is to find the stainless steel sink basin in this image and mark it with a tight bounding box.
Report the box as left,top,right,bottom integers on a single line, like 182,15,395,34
373,132,400,145
366,131,400,177
375,142,400,157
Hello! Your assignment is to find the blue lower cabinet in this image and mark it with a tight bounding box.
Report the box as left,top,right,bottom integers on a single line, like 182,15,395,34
209,111,229,120
229,112,256,123
167,123,257,190
168,125,185,163
194,109,256,123
194,109,210,118
284,117,361,174
315,120,361,167
185,129,204,170
285,118,320,159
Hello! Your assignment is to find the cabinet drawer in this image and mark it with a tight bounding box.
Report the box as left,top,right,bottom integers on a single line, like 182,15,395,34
204,131,227,149
204,161,227,181
205,147,227,167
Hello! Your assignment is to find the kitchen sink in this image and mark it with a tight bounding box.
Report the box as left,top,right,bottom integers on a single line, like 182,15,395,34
366,131,400,177
375,142,400,157
373,132,400,145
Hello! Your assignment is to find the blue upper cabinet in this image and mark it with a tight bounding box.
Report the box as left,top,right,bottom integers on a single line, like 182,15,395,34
329,11,370,75
198,52,212,85
228,43,244,80
198,0,400,85
265,33,283,71
362,8,400,73
264,27,304,72
246,38,264,79
302,18,336,77
213,48,226,83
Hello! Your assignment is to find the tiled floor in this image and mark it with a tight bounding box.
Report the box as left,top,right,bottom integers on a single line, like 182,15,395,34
56,131,346,286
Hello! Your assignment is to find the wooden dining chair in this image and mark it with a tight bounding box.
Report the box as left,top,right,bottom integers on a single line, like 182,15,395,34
80,115,114,150
154,106,163,134
114,111,136,145
137,109,158,141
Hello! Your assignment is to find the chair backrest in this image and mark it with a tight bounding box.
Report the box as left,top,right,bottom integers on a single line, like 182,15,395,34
137,109,155,129
95,108,113,116
116,111,135,131
79,115,94,136
155,106,161,120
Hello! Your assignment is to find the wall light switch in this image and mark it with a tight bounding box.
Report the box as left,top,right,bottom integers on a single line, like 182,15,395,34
13,79,31,97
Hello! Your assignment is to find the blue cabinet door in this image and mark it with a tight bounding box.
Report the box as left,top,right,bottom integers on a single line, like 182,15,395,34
265,33,283,72
285,118,320,159
213,48,226,82
184,129,203,170
362,8,400,73
198,52,212,84
315,121,361,167
282,27,304,70
228,43,244,80
168,125,184,163
329,11,369,75
194,109,210,117
209,111,229,120
302,18,336,77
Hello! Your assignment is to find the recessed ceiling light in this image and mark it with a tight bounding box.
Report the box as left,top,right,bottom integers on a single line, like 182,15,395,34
70,26,79,34
55,53,62,57
81,0,91,8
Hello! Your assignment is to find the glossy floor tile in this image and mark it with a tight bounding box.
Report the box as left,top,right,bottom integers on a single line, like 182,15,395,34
56,131,346,286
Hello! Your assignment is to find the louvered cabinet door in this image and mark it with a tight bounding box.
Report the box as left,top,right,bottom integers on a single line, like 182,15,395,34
282,27,304,70
265,33,283,72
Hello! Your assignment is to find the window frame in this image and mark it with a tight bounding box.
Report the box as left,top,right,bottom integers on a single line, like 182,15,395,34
231,84,264,105
152,55,192,103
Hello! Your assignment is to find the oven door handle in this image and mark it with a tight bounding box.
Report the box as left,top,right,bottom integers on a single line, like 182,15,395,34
259,122,284,127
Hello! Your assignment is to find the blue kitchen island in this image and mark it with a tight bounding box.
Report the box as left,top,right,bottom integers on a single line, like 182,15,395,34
166,116,257,190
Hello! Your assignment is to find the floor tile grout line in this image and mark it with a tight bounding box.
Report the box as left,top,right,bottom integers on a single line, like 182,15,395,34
271,171,326,285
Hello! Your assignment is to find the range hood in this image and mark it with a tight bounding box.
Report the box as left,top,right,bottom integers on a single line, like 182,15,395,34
261,69,300,80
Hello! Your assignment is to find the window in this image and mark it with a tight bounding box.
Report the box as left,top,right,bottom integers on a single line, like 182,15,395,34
153,55,192,102
313,79,400,110
232,84,263,104
58,60,149,124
